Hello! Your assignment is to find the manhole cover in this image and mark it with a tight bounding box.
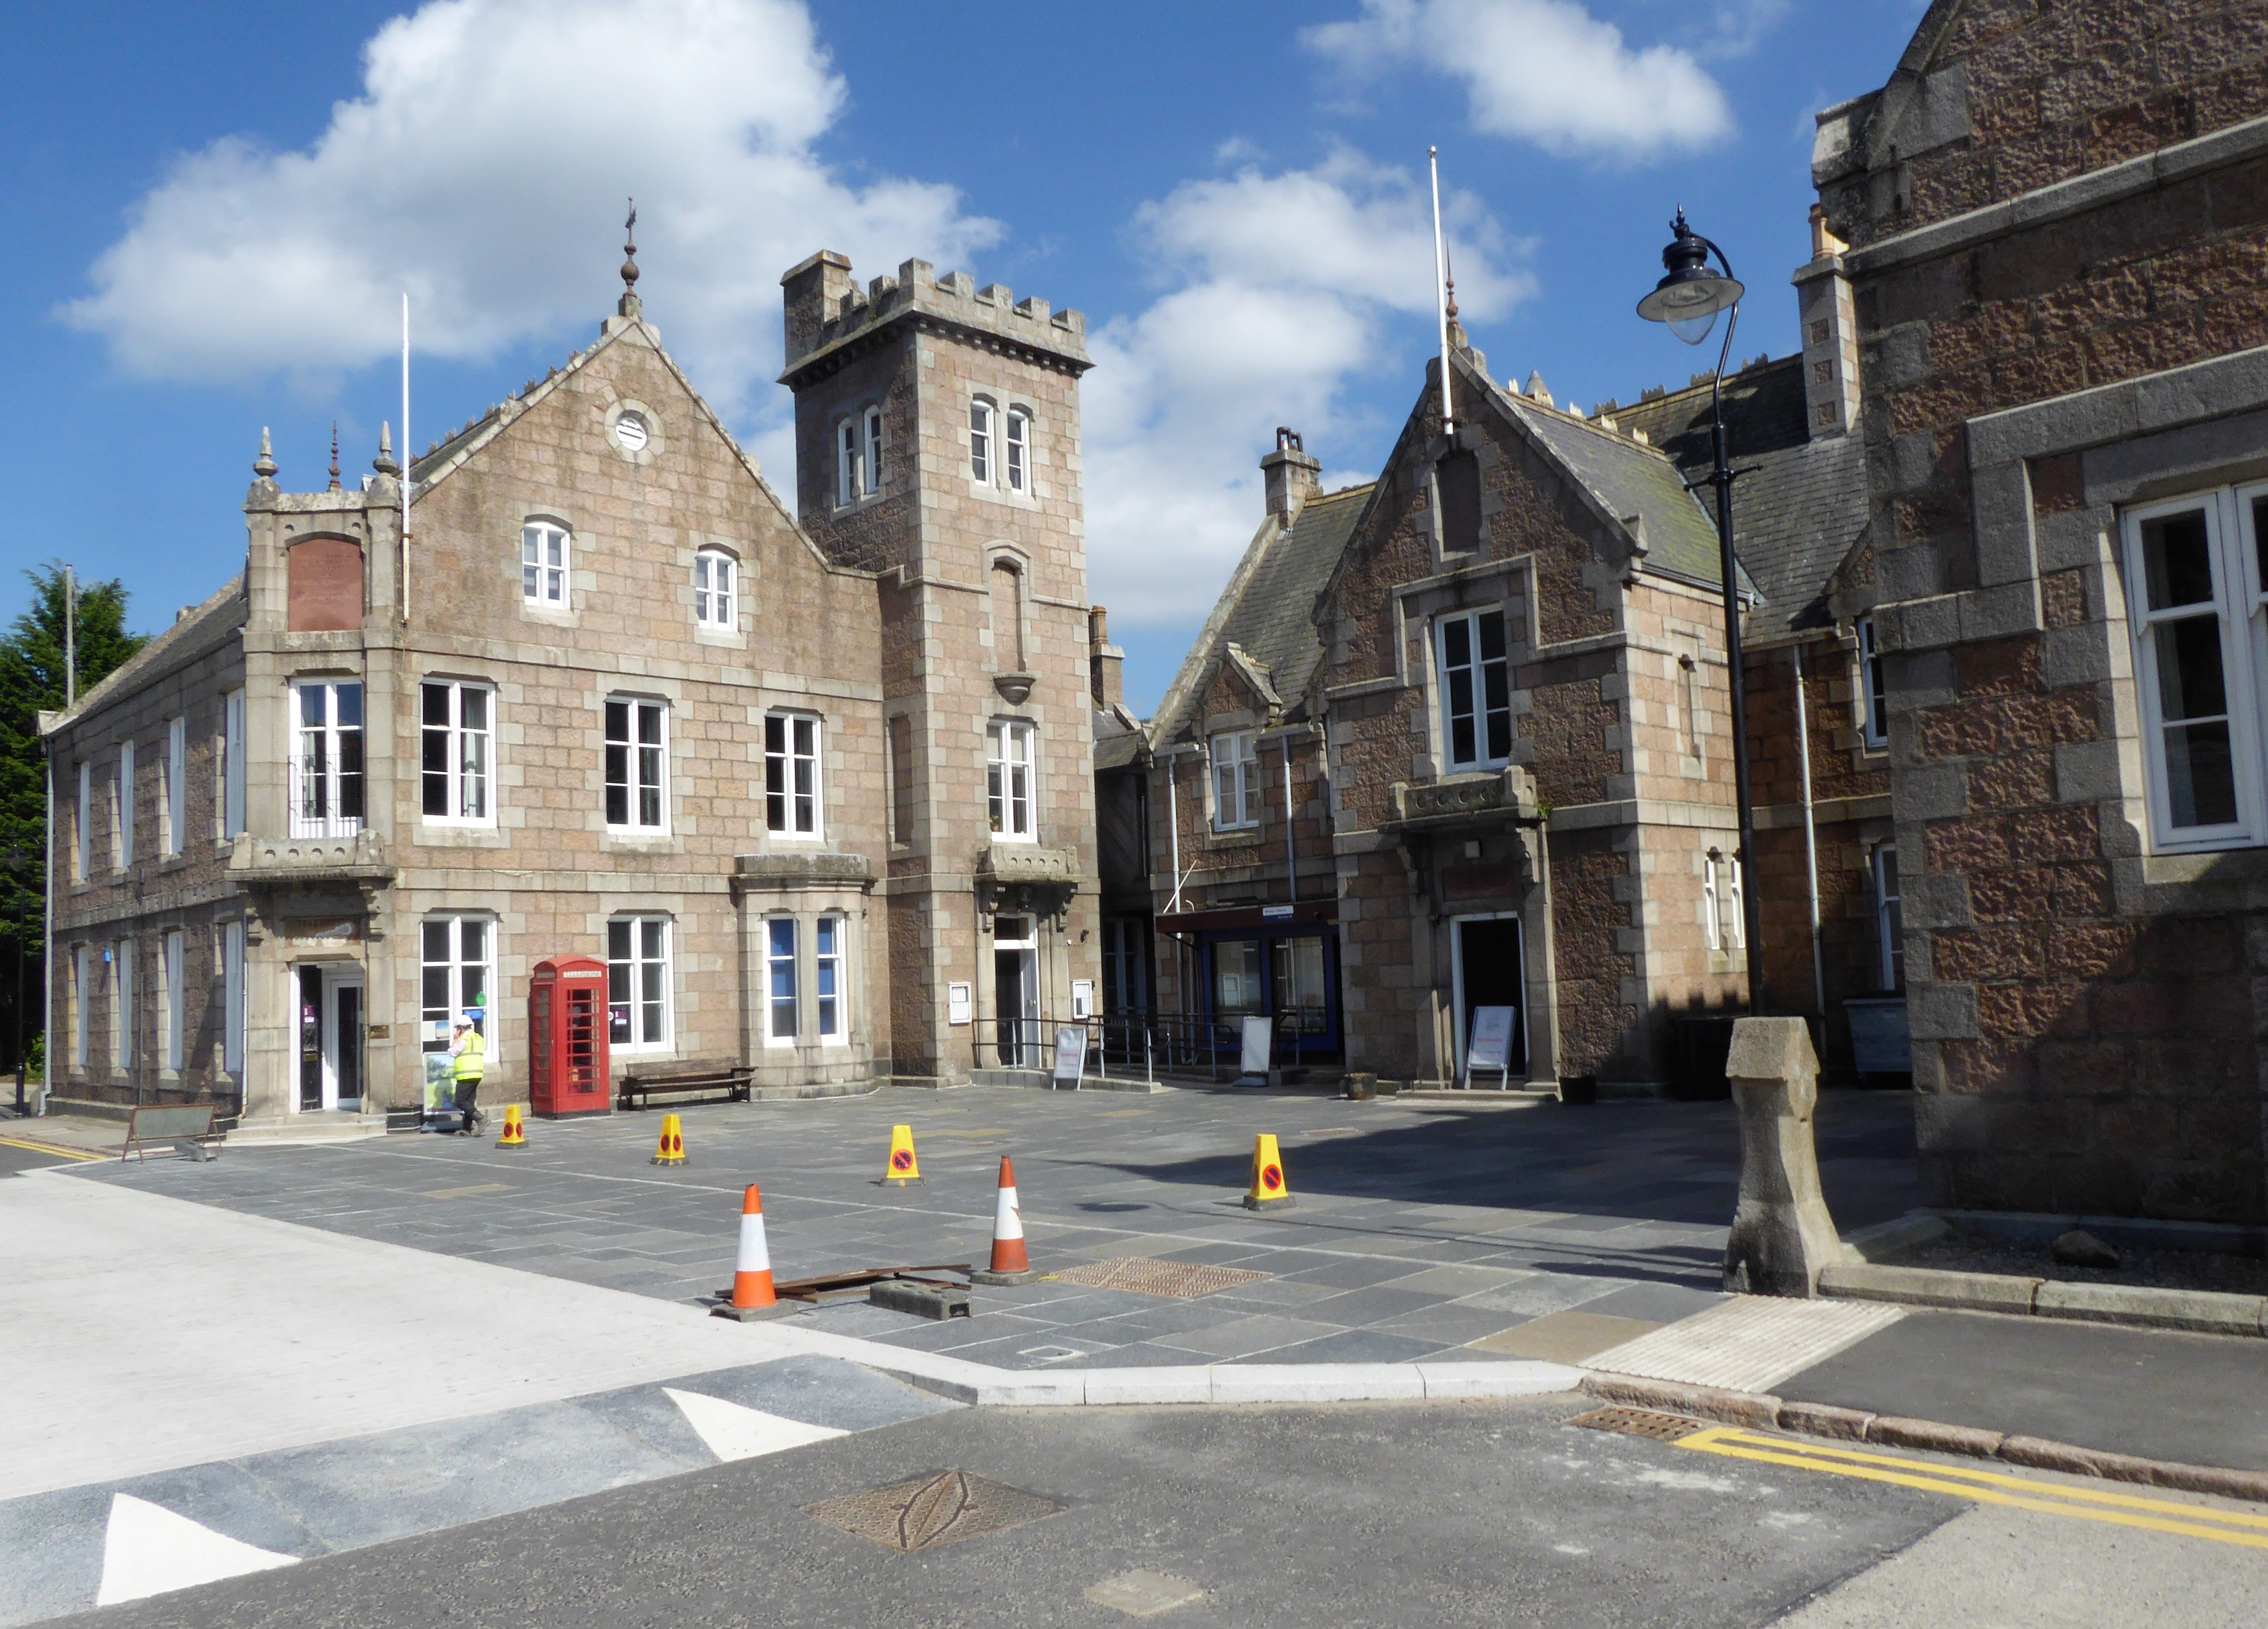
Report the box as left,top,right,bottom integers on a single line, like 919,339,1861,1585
1052,1258,1267,1298
808,1470,1062,1551
1566,1406,1709,1442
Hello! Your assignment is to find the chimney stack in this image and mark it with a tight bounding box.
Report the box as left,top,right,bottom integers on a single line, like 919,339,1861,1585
1088,605,1125,710
1260,427,1322,527
1793,205,1860,439
779,250,855,367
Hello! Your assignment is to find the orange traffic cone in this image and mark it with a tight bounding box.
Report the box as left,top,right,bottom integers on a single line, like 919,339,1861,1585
971,1155,1035,1284
496,1105,528,1150
652,1112,686,1167
712,1183,795,1322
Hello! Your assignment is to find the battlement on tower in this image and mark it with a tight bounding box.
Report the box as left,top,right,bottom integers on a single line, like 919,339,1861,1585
778,251,1090,382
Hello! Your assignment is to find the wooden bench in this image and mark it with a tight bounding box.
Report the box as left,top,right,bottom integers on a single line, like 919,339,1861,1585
617,1059,754,1111
122,1103,224,1163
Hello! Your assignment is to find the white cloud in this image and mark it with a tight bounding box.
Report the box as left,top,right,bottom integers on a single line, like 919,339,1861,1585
1303,0,1736,162
1084,152,1531,629
62,0,998,416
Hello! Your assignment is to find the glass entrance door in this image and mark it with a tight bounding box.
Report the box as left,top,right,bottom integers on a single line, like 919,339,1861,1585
296,966,365,1111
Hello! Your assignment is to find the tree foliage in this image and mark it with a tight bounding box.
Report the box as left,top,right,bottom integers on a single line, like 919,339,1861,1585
0,565,148,1067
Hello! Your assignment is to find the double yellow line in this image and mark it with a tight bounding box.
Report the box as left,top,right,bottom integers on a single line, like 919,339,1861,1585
1679,1426,2268,1550
0,1134,105,1163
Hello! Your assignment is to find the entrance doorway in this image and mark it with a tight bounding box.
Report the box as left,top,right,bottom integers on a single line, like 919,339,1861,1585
994,914,1039,1068
296,965,365,1112
1450,915,1525,1085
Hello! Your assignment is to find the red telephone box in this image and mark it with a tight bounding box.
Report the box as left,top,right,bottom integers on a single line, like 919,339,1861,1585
529,956,611,1117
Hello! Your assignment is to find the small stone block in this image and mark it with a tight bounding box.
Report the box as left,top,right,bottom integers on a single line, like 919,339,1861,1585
871,1280,972,1319
173,1140,218,1162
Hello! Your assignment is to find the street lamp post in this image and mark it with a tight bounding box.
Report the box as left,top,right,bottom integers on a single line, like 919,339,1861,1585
1637,209,1764,1006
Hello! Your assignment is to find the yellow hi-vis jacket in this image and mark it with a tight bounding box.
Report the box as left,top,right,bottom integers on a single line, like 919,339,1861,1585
453,1029,486,1082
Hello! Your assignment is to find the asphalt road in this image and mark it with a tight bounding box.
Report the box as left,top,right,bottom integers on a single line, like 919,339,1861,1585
44,1397,2268,1629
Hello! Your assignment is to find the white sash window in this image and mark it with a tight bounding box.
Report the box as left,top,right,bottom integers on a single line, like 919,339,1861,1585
290,682,365,838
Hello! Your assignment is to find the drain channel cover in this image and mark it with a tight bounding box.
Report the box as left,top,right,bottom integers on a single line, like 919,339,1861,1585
1052,1258,1266,1298
1566,1406,1709,1442
807,1470,1063,1551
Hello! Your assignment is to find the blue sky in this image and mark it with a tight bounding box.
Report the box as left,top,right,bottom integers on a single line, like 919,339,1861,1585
2,0,1928,713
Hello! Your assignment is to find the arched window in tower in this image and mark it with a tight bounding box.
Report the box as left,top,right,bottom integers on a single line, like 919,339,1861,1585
863,406,885,495
1005,409,1030,494
970,400,993,483
836,419,859,507
990,559,1026,671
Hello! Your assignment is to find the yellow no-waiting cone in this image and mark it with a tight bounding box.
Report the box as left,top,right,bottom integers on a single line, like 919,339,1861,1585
652,1112,687,1167
881,1123,923,1186
1243,1133,1294,1211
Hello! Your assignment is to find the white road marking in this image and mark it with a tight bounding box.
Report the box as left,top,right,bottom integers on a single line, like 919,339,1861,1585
664,1389,846,1462
95,1494,296,1606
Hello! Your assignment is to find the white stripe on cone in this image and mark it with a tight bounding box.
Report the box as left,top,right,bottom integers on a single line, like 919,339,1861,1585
737,1210,771,1273
993,1181,1023,1241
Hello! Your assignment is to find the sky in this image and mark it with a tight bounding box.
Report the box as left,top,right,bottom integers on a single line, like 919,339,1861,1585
1,0,1931,715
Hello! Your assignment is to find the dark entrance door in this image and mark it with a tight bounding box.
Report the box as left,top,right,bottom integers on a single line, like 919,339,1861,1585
1456,917,1525,1078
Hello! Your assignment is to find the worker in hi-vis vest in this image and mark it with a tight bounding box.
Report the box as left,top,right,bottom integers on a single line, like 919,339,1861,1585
449,1012,487,1136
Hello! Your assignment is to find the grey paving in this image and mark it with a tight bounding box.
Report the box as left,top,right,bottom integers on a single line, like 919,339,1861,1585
68,1085,1921,1369
43,1398,1966,1629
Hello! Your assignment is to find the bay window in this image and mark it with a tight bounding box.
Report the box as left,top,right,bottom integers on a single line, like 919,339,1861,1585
767,918,798,1044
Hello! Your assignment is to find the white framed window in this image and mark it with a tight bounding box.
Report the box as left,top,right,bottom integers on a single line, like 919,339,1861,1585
1679,654,1702,759
837,418,860,506
116,740,134,868
1703,848,1744,954
70,945,87,1069
816,914,845,1042
73,761,89,881
970,400,993,484
222,920,245,1079
987,719,1035,841
1872,843,1903,991
220,690,245,840
1857,613,1889,748
1726,853,1745,951
864,406,885,494
160,929,184,1073
290,681,365,838
2123,487,2268,851
1703,851,1723,952
421,681,493,824
521,521,570,607
1211,730,1259,831
1004,408,1030,494
607,916,671,1050
112,940,134,1072
421,916,493,1062
162,717,184,857
605,697,669,831
766,917,798,1044
694,549,735,628
766,713,821,837
1436,608,1512,770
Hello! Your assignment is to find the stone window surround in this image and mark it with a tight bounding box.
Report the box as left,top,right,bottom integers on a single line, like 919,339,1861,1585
1210,727,1260,834
606,912,673,1054
1879,342,2268,1001
603,398,665,468
417,673,497,830
692,543,740,634
831,399,885,511
764,708,825,843
602,690,673,839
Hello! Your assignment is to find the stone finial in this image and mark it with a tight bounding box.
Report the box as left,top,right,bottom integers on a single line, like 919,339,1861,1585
373,421,400,478
618,197,642,319
1524,371,1554,407
253,427,277,480
327,422,342,491
1444,247,1467,351
1722,1017,1846,1297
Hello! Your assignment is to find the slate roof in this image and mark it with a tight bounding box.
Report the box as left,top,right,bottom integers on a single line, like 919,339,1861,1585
1608,357,1868,634
43,575,247,736
1094,704,1146,772
1150,483,1374,744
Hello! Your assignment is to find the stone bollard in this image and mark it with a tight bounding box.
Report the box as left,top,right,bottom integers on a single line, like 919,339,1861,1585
1722,1017,1845,1297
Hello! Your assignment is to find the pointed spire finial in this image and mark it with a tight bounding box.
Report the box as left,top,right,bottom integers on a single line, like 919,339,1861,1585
1444,245,1466,350
374,420,400,478
254,426,277,480
327,422,342,490
619,196,642,318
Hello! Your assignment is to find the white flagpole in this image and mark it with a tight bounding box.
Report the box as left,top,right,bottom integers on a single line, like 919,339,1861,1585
401,293,412,624
1429,146,1453,434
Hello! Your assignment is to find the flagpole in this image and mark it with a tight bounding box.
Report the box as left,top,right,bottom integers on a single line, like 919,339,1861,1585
401,293,411,625
1429,146,1453,434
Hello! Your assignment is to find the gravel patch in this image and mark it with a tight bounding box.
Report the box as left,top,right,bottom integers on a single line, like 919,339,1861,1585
1907,1234,2268,1296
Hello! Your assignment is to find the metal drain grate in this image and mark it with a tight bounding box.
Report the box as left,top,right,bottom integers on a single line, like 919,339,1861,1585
1567,1406,1710,1442
807,1470,1063,1551
1052,1258,1267,1298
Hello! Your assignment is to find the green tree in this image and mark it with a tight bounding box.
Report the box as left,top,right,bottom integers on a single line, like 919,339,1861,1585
0,565,148,1075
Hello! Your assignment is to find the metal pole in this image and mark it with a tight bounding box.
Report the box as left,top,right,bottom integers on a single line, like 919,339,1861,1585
63,565,75,708
1281,735,1297,905
401,293,412,625
1701,298,1765,1006
1793,640,1827,1019
1428,146,1453,434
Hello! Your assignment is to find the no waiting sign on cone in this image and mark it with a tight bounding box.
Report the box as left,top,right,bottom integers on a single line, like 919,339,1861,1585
1242,1133,1295,1211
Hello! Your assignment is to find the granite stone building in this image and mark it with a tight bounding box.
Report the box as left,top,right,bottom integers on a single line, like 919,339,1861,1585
40,249,1100,1126
1816,0,2268,1221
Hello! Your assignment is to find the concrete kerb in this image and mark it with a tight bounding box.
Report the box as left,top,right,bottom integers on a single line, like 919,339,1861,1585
1577,1373,2268,1506
736,1319,1582,1407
